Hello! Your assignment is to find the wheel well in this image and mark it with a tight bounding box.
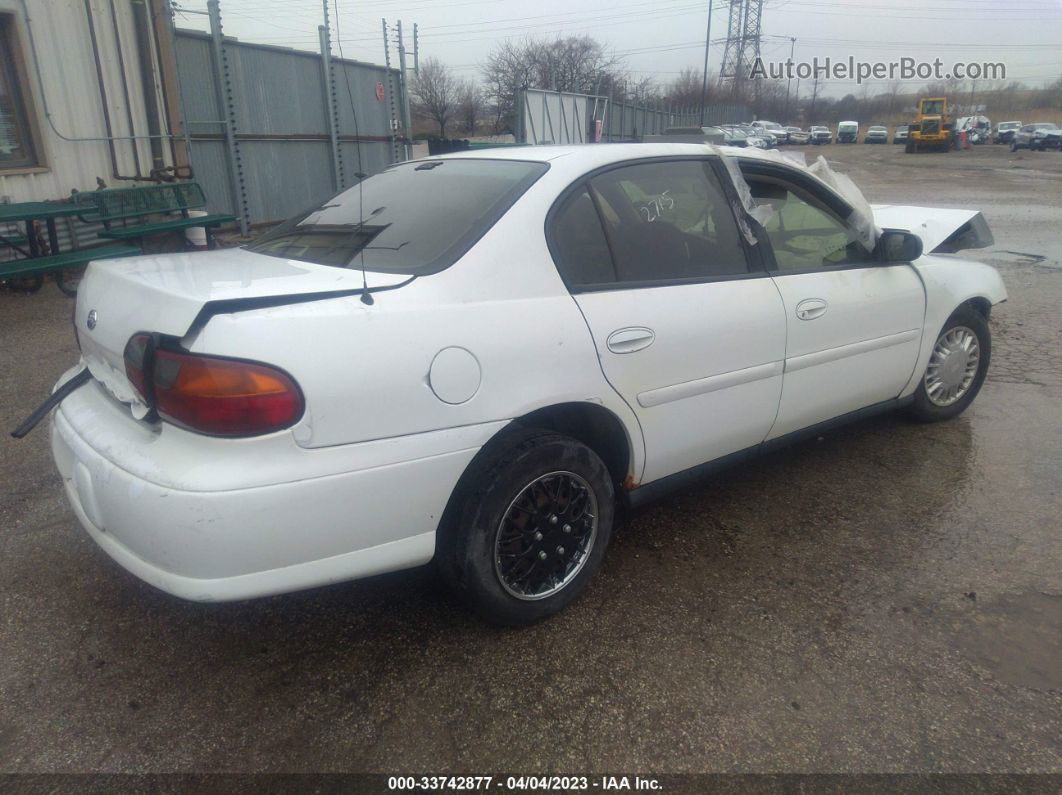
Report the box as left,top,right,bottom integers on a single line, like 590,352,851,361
512,402,633,487
433,403,634,561
963,297,992,319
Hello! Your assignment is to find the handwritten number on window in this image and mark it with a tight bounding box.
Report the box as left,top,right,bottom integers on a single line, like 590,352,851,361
639,191,674,223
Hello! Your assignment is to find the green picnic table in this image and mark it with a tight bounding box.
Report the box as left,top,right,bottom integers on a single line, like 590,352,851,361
0,200,139,295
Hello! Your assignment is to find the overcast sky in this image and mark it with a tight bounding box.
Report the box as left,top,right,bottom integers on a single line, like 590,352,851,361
175,0,1062,99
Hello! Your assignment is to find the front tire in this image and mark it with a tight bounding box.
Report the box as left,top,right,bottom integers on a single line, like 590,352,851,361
438,428,615,625
908,306,991,422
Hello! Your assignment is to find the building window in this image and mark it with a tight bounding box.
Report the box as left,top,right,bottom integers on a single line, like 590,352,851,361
0,13,41,170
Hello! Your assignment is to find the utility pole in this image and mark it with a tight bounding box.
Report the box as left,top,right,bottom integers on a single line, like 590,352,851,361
413,23,419,73
784,36,796,122
319,0,344,191
698,0,713,126
381,19,399,161
207,0,248,235
396,20,412,159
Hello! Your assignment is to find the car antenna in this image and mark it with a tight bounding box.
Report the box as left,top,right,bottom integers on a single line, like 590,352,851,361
332,0,373,305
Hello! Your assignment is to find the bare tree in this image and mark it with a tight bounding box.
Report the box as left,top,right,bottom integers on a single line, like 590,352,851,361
483,35,626,132
885,79,902,119
413,57,459,136
456,80,484,135
806,76,823,122
667,67,705,108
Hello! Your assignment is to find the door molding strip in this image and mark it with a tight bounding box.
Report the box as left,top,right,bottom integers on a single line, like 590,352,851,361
785,328,921,374
637,360,784,409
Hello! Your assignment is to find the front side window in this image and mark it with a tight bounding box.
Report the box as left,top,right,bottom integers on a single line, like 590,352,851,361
247,159,547,274
0,15,40,170
746,176,874,271
587,160,749,283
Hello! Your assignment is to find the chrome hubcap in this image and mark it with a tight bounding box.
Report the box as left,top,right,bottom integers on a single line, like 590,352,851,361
925,326,980,407
494,471,598,601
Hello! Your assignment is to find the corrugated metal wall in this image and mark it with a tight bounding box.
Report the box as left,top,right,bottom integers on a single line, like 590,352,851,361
517,88,750,144
603,101,750,140
175,29,400,227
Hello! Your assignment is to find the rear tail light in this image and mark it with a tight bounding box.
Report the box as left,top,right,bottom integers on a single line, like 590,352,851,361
123,335,303,436
124,333,151,401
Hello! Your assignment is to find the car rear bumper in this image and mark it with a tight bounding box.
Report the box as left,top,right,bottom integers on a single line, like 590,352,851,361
50,375,500,601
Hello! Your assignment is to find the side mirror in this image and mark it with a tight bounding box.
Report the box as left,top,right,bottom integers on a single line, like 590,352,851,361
877,229,923,263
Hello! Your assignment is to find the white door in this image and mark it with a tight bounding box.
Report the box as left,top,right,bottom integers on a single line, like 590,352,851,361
548,158,787,484
737,165,926,439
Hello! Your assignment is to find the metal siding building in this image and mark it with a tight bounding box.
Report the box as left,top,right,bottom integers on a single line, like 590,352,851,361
0,0,174,203
1,1,404,233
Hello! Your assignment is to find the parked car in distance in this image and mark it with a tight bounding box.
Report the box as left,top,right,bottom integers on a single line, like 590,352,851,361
1010,122,1061,152
645,126,727,145
785,127,810,144
865,125,888,144
723,125,768,149
41,144,1005,625
956,115,991,145
809,125,832,144
893,125,909,144
719,126,749,147
837,121,859,143
736,124,775,148
993,120,1022,144
752,120,788,143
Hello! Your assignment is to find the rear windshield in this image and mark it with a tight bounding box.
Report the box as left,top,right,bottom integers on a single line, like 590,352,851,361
246,159,548,274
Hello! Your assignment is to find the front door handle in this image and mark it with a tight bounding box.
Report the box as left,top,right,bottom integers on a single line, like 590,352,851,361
795,298,828,321
607,327,655,354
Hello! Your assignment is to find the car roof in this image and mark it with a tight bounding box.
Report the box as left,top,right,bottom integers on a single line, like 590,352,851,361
420,143,789,180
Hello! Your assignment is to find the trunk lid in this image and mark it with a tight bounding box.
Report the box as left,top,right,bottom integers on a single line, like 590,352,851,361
74,248,408,411
871,204,994,254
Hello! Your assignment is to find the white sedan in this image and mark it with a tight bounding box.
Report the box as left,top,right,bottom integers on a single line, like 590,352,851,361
32,144,1005,625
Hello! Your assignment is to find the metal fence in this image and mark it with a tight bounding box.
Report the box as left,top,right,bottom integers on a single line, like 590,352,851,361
517,88,749,145
174,20,404,230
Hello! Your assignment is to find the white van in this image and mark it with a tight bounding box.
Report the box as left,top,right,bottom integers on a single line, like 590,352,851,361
837,120,859,143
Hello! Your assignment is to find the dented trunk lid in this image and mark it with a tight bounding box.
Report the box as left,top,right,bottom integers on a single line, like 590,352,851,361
74,248,408,411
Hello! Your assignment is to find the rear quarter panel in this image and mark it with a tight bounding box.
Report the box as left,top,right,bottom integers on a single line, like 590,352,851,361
186,184,646,478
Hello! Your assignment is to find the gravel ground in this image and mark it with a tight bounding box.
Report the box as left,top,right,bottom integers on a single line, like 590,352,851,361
0,142,1059,775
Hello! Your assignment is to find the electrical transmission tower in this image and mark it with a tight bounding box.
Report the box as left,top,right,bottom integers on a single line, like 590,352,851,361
719,0,764,86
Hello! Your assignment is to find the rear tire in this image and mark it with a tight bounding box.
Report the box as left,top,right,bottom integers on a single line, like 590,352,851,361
908,306,991,423
437,427,615,626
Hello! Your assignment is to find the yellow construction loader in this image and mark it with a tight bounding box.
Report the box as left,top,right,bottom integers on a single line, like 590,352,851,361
905,97,955,153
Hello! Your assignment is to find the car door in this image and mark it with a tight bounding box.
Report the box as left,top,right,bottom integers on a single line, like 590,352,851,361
547,158,787,484
737,161,926,440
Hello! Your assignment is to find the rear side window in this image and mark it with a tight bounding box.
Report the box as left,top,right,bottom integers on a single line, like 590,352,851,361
550,188,615,286
589,160,750,283
246,159,548,275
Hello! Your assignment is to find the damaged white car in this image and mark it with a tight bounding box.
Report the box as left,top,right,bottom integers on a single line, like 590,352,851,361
24,144,1005,625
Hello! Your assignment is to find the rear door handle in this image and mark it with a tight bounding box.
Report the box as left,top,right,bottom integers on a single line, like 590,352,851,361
795,298,828,321
607,327,655,354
